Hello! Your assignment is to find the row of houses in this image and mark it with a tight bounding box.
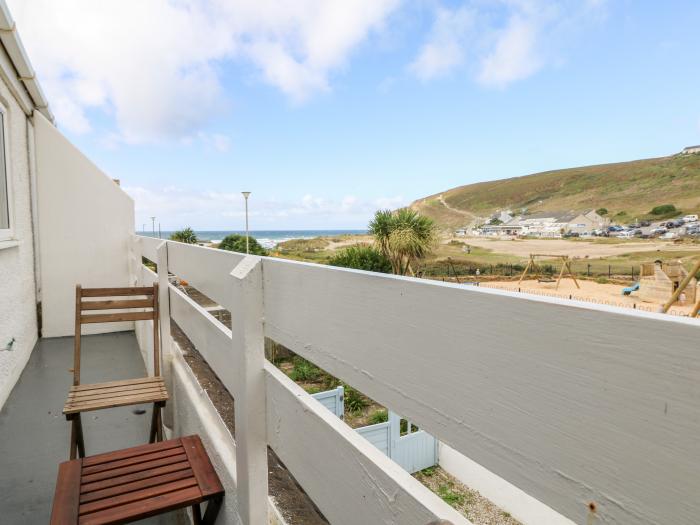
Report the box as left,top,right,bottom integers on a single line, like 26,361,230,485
462,209,608,237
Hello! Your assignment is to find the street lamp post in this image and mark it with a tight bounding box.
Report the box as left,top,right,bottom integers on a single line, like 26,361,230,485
241,192,251,254
150,216,156,237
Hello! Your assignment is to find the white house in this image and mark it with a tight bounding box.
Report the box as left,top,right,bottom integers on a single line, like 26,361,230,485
681,145,700,154
0,4,134,408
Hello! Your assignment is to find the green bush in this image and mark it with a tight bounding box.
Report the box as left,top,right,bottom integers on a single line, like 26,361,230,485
649,204,680,217
218,234,268,255
328,244,391,273
170,227,198,244
596,208,608,216
289,357,321,382
368,409,388,424
344,387,369,414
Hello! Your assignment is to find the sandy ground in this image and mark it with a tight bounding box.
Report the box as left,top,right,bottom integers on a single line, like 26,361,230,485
458,237,699,258
481,278,695,315
324,234,373,250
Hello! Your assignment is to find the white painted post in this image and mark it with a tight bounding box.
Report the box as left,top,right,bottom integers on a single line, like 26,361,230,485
156,241,173,431
389,410,401,459
230,255,268,525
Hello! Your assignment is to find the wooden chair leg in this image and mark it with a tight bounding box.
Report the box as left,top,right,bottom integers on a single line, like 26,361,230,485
76,414,86,458
149,404,159,443
202,496,223,525
69,416,78,460
156,406,163,442
69,414,86,460
192,503,203,525
149,402,165,443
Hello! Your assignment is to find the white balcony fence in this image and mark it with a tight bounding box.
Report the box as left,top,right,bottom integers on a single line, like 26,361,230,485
133,235,700,525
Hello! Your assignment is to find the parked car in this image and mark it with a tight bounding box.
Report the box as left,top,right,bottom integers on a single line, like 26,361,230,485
650,227,667,236
607,225,624,232
563,232,580,238
661,231,678,239
682,214,698,223
640,220,651,227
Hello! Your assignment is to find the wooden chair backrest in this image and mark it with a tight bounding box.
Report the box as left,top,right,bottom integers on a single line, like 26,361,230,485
74,284,160,386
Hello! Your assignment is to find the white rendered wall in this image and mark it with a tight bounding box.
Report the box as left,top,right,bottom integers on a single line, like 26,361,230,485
33,112,135,337
439,443,576,525
0,71,37,409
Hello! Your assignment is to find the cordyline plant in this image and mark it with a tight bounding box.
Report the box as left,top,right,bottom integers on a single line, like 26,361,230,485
170,227,198,244
369,208,437,275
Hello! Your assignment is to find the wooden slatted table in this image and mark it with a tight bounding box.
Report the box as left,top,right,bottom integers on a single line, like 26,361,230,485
50,435,224,525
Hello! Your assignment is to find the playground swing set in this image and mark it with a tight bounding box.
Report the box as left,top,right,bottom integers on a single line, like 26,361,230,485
518,254,580,290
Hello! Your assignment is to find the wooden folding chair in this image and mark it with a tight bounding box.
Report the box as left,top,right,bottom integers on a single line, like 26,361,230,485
64,285,169,460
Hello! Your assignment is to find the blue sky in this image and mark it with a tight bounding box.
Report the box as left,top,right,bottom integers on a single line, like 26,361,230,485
8,0,700,230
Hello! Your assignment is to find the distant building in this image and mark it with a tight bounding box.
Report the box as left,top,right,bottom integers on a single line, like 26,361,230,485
566,210,608,234
681,145,700,154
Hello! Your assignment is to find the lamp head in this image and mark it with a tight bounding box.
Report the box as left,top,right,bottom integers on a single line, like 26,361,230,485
241,191,251,199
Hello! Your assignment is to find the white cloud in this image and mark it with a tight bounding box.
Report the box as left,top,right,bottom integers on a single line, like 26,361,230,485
125,185,407,229
7,0,400,141
477,14,542,88
409,6,474,81
410,0,606,88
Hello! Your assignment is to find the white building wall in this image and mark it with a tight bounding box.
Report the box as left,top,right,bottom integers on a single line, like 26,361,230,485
33,112,135,337
0,74,37,408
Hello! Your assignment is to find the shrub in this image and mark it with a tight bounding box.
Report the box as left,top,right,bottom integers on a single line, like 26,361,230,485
368,409,388,424
289,357,321,382
650,204,677,216
344,386,369,414
328,244,391,273
170,227,198,244
596,208,608,216
218,234,268,255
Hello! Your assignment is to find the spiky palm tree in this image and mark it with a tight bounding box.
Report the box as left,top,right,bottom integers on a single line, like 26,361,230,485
169,227,198,244
369,209,437,275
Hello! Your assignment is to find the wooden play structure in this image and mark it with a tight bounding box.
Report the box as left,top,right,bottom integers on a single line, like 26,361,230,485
656,259,700,314
518,254,580,290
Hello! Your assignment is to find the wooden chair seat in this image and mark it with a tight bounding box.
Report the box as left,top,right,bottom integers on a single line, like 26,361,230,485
50,435,224,525
64,377,168,416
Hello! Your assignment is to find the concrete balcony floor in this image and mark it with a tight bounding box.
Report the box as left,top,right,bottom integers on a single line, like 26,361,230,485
0,332,183,523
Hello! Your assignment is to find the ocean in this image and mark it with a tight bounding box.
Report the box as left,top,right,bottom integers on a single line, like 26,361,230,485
139,230,367,249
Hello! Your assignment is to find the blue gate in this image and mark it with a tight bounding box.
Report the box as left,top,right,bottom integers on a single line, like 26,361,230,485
312,387,437,473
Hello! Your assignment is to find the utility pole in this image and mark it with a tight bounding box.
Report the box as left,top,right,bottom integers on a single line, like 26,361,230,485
150,216,156,236
242,192,251,254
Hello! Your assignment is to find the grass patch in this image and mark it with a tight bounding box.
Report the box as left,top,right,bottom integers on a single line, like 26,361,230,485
368,409,388,424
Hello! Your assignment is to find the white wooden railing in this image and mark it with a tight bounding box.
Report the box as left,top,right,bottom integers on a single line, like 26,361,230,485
134,235,700,525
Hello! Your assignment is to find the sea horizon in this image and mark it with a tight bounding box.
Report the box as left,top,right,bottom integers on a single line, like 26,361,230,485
139,229,367,248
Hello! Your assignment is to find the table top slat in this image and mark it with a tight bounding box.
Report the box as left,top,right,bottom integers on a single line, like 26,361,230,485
80,468,195,504
82,438,181,467
50,460,83,525
81,454,188,484
82,446,184,476
79,477,199,515
78,486,202,525
181,435,225,498
82,462,191,493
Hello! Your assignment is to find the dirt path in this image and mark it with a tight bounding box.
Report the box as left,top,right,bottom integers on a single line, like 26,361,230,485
460,237,700,258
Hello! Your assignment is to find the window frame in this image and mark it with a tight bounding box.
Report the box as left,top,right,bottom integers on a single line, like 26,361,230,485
0,101,13,241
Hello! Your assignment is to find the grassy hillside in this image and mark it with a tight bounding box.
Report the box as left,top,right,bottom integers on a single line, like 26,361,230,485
411,153,700,229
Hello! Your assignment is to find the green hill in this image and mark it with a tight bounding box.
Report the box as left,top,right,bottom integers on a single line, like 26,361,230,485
410,153,700,230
